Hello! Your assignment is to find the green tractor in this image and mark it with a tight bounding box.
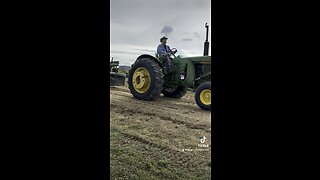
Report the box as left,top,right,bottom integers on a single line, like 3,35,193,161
128,23,211,110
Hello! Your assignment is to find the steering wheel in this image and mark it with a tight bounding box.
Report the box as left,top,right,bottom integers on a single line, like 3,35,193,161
170,48,177,58
171,48,177,54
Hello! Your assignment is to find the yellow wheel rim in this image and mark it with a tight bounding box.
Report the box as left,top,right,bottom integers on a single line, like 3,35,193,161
200,89,211,105
132,67,151,93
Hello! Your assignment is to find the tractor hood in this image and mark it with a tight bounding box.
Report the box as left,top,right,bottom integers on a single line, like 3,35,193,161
177,55,211,64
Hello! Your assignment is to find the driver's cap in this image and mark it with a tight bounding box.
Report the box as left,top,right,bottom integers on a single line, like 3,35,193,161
160,36,168,42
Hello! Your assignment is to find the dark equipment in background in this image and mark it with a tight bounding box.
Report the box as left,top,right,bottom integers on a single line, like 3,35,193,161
110,57,126,86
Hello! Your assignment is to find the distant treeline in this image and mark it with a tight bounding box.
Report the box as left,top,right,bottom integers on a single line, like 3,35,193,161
119,65,130,71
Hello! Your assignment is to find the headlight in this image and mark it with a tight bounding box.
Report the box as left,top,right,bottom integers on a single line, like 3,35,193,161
180,67,186,80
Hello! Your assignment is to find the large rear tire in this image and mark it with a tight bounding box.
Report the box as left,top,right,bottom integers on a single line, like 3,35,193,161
128,58,164,100
195,82,211,110
162,86,186,98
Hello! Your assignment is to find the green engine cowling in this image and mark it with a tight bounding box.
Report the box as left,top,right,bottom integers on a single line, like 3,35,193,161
164,55,211,90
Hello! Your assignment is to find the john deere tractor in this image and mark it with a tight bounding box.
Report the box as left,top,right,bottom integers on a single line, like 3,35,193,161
128,23,211,110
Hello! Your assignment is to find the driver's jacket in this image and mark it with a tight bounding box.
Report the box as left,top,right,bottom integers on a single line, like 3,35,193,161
157,44,171,56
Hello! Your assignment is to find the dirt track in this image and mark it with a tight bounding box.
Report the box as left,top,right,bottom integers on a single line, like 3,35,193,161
110,86,211,179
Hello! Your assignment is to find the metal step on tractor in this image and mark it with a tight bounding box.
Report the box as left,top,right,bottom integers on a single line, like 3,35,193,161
128,23,212,110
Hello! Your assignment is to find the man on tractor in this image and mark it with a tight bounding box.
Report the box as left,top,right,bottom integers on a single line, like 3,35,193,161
157,36,177,74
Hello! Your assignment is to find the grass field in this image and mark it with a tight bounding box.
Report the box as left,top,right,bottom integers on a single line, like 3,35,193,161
110,86,211,179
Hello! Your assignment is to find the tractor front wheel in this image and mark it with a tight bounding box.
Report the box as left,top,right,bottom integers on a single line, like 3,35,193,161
195,82,211,110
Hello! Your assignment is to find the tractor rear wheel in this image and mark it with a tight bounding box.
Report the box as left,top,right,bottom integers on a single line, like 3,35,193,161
162,86,186,98
195,82,211,110
128,58,164,100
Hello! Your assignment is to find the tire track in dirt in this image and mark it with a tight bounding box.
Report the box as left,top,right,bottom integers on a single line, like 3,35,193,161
111,93,198,113
110,103,211,133
111,94,199,113
112,128,211,169
110,90,197,107
110,91,211,121
110,96,208,122
110,86,197,105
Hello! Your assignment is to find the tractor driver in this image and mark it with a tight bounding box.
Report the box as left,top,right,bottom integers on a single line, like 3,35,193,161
157,36,175,74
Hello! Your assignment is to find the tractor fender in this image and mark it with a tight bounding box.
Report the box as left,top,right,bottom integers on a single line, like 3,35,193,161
136,54,163,68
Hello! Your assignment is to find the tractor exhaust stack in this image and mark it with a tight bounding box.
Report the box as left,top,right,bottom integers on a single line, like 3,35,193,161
203,23,209,56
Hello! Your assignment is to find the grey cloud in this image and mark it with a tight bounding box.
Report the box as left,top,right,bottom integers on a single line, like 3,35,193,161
160,26,173,36
193,32,200,37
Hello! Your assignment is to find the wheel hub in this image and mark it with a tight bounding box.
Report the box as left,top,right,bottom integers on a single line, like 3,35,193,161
132,67,151,93
200,89,211,105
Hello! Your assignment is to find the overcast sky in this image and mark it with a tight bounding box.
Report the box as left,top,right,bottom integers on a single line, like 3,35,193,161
110,0,211,66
